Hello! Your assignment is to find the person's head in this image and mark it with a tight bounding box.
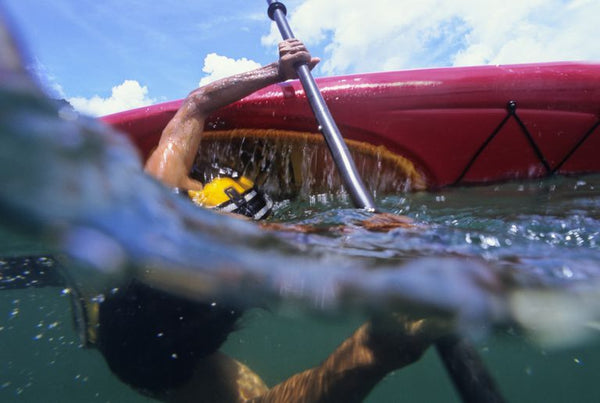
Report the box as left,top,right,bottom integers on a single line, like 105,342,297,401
95,280,241,397
188,167,273,220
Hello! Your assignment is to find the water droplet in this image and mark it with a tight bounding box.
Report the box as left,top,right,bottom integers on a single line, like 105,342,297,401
91,294,105,304
561,266,574,279
482,236,500,248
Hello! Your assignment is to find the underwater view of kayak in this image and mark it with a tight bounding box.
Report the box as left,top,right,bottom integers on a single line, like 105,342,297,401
103,62,600,191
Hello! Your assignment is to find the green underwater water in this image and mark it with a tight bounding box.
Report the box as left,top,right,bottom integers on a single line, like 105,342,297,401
2,174,600,402
1,285,600,402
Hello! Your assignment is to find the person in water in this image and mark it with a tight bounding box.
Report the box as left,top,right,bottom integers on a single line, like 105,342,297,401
86,39,449,402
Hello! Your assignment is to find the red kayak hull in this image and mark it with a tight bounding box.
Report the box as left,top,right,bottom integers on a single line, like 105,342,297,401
102,62,600,189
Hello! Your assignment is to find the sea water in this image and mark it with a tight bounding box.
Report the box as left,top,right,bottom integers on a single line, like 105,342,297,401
2,173,600,402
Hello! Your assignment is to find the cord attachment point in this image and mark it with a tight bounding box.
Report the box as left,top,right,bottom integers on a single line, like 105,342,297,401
507,100,517,113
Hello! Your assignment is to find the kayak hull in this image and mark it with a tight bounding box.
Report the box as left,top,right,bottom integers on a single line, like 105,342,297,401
102,62,600,190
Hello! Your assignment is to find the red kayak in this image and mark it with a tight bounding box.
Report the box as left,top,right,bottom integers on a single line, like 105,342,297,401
102,62,600,192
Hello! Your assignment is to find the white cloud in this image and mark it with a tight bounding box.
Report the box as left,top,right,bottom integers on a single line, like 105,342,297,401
198,53,262,86
262,0,600,75
68,80,155,117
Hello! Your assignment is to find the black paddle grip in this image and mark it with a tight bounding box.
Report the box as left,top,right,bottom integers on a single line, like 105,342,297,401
268,1,287,20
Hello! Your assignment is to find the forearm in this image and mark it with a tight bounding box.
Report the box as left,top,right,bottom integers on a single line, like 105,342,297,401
188,37,318,116
188,62,282,116
249,322,428,403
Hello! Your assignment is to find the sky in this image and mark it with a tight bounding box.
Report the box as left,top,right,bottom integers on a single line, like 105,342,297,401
3,0,599,117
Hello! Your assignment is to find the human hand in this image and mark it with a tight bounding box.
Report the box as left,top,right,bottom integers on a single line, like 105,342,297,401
277,38,320,81
366,312,455,369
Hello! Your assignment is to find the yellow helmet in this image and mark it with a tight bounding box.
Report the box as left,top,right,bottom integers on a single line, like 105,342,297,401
188,169,272,220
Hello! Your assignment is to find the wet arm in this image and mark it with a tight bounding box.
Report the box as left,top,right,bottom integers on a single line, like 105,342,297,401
166,324,401,403
144,63,283,190
249,318,441,403
164,316,447,402
144,39,319,190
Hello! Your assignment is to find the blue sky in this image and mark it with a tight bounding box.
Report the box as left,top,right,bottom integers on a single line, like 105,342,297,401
4,0,599,116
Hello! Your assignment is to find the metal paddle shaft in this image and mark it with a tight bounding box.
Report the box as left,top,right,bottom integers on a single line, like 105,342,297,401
266,2,506,403
266,0,376,211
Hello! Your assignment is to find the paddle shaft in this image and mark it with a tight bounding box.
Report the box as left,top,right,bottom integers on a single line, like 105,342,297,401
266,2,505,403
267,0,376,211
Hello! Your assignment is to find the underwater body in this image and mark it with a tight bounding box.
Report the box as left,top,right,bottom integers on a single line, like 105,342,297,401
1,12,600,403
